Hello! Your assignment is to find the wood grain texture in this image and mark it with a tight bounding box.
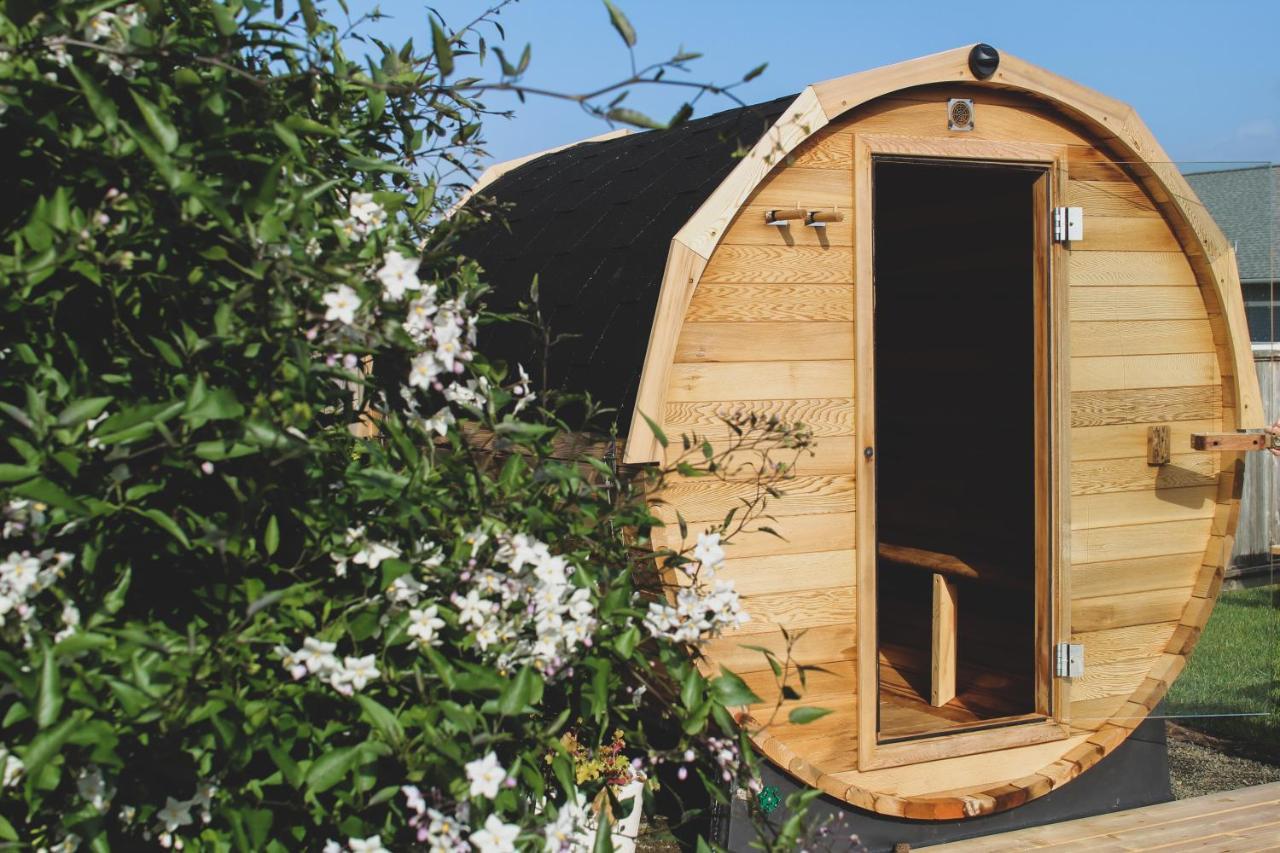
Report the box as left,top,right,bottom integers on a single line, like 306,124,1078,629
721,205,853,247
1069,286,1208,321
706,549,855,597
1071,553,1202,600
701,245,853,284
1072,519,1213,565
1067,251,1195,286
663,434,857,477
1064,181,1159,217
932,575,958,707
1070,453,1217,495
664,398,854,437
738,585,855,635
1071,586,1193,633
1069,353,1217,391
1072,486,1216,530
1072,420,1220,461
666,360,854,402
1070,386,1221,427
674,321,854,362
656,474,856,522
1070,320,1214,357
843,98,1089,147
686,284,853,322
746,165,852,210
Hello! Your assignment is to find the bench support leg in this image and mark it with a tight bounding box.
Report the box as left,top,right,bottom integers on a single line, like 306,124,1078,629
931,573,958,707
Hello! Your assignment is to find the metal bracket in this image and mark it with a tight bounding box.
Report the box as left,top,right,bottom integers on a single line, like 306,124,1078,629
1053,206,1083,242
1055,643,1084,678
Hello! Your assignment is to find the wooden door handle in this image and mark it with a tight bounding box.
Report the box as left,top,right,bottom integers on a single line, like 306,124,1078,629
1190,432,1280,452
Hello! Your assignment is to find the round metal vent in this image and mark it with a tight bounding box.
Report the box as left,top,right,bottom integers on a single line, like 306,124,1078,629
947,98,974,132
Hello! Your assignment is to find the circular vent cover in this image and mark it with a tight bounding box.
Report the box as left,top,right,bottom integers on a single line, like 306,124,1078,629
947,98,974,131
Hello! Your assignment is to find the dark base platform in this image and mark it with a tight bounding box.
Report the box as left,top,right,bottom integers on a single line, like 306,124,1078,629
723,715,1172,852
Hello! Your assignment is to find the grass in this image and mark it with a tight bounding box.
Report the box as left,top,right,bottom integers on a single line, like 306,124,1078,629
1164,584,1280,758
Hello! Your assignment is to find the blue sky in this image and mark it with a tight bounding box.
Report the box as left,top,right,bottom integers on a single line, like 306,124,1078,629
364,0,1279,173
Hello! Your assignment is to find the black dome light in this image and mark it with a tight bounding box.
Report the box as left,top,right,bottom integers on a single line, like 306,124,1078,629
968,43,1000,80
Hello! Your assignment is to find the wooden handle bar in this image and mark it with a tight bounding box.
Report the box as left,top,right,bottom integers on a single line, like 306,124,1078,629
806,210,845,224
1190,431,1280,452
764,208,804,223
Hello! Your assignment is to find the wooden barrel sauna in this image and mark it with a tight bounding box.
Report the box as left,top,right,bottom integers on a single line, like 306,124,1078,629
454,45,1266,819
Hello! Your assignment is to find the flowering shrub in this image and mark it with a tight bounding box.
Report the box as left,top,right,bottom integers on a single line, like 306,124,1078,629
0,1,826,850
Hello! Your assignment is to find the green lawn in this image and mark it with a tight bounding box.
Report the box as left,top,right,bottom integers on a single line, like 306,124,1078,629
1164,584,1280,757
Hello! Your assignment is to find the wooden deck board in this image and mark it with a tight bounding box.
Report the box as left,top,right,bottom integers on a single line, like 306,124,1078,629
926,782,1280,850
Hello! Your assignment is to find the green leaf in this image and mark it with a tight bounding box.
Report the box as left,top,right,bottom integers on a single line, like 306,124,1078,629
304,745,360,794
21,714,80,780
69,66,117,131
593,804,615,852
211,2,237,36
272,121,303,158
788,706,833,725
613,625,640,658
36,646,62,729
56,396,113,427
12,477,87,515
0,464,38,483
298,0,319,34
638,411,668,449
710,667,762,707
602,0,637,47
498,666,543,716
124,123,182,189
431,18,454,77
379,558,413,590
743,62,768,83
0,813,16,842
130,91,179,153
184,386,244,426
606,108,662,130
132,507,191,548
264,515,280,556
354,695,404,746
345,155,409,175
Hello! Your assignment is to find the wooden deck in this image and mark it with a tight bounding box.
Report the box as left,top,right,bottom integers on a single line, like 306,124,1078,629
928,782,1280,851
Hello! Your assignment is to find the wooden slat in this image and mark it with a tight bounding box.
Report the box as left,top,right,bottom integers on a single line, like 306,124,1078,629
1069,657,1155,701
1070,386,1221,427
1071,485,1217,530
666,360,854,402
719,512,854,559
721,205,853,247
1072,519,1212,564
700,245,853,284
1071,420,1220,461
1070,452,1217,495
707,550,855,597
1069,286,1208,321
1070,353,1217,391
931,574,958,707
738,585,855,635
1066,144,1129,182
674,321,854,362
664,398,854,438
746,166,851,211
1069,216,1182,252
663,434,857,477
656,474,856,522
1071,552,1202,600
1073,622,1179,667
1069,320,1215,357
686,283,854,322
789,130,854,169
1071,586,1193,633
703,623,853,674
1067,251,1195,286
1065,180,1159,217
842,98,1089,147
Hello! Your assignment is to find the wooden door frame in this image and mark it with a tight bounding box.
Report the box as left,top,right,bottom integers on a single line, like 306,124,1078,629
852,133,1073,771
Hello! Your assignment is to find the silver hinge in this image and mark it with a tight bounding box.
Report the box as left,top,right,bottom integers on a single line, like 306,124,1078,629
1055,643,1084,678
1053,206,1083,242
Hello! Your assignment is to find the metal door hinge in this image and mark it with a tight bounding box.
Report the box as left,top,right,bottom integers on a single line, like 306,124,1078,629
1053,207,1083,243
1055,643,1084,678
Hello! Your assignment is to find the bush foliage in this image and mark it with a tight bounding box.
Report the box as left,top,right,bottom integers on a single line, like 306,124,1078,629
0,2,829,850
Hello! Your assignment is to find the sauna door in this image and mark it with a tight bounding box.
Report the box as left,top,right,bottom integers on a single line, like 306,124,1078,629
853,137,1071,769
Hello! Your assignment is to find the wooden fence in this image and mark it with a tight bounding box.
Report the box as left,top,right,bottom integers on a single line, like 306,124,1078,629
1231,348,1279,571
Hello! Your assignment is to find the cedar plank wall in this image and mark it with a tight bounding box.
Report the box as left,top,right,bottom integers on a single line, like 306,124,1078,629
657,86,1225,750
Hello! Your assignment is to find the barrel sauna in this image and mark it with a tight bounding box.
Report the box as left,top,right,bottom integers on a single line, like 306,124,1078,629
455,45,1265,819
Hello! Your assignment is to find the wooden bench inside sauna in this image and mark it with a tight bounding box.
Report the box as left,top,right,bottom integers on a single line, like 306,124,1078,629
454,45,1267,820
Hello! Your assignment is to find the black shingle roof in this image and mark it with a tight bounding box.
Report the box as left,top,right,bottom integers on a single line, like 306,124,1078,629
454,95,796,433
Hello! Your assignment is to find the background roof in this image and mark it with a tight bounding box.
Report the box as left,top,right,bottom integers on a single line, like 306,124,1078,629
454,95,794,433
1185,165,1278,283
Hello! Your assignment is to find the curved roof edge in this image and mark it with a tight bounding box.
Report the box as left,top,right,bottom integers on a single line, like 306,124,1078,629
622,44,1262,464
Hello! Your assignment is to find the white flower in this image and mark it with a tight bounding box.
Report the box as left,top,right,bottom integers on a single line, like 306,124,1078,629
470,813,520,852
323,285,360,325
349,193,386,229
352,541,400,569
454,590,493,628
298,637,338,674
404,291,439,340
423,406,455,437
693,531,726,576
339,655,379,691
156,796,193,832
2,552,41,595
347,837,388,853
407,605,445,646
544,799,591,852
85,11,117,40
76,766,113,812
2,752,23,787
408,352,440,389
335,217,366,240
376,250,421,301
465,752,507,799
323,842,342,853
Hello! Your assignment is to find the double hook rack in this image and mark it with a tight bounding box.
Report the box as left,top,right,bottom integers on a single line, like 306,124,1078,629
764,206,845,228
